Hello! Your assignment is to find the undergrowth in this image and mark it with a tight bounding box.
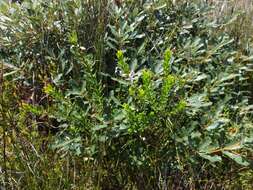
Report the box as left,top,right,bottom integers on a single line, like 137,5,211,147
1,0,253,189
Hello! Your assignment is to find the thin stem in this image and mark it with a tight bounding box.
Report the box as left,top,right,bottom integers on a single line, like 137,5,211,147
0,59,7,188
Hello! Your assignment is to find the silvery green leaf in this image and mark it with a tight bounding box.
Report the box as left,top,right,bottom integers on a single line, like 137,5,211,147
222,151,250,166
199,153,222,163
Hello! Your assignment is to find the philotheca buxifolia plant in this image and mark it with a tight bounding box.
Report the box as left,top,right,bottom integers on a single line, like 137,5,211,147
1,0,253,189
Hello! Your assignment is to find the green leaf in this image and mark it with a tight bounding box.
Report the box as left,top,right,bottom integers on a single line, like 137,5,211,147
69,30,78,45
220,74,240,83
199,153,222,163
52,137,81,149
193,73,208,82
114,111,125,121
92,125,107,131
3,70,19,78
222,151,249,166
163,49,172,74
206,118,229,131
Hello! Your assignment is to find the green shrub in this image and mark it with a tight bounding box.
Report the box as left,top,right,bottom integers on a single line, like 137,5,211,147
1,0,253,189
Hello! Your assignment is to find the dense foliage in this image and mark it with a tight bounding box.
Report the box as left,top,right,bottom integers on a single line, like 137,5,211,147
1,0,253,189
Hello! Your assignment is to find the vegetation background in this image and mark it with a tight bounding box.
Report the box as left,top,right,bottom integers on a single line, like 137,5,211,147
1,0,253,189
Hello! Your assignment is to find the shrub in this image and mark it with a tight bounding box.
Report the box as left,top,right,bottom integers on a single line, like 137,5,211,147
1,0,253,189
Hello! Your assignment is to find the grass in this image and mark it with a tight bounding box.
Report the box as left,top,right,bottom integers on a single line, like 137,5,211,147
210,0,253,48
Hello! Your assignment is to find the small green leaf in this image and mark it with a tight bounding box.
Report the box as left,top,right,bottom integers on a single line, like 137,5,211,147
163,49,172,74
69,30,78,45
117,50,130,74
